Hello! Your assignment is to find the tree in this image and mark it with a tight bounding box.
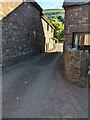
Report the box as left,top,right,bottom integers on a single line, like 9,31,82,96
50,18,64,42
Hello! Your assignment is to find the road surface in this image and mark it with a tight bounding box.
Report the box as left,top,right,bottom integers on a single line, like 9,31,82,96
2,52,88,118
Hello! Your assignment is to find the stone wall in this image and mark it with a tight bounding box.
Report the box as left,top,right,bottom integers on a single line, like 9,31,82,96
1,2,45,67
64,48,90,87
63,3,90,87
64,4,90,47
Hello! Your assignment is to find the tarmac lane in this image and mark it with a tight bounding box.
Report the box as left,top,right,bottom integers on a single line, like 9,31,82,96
2,52,88,118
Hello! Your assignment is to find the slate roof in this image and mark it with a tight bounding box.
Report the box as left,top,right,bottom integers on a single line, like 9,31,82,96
63,0,90,7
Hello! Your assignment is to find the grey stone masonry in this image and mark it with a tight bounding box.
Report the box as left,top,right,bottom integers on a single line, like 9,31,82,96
64,3,90,47
64,48,90,87
1,2,45,67
63,2,90,87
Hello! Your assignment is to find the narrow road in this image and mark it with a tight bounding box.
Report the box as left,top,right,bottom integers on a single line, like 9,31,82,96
2,53,88,118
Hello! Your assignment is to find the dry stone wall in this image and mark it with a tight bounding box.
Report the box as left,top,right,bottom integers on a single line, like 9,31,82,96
64,48,90,87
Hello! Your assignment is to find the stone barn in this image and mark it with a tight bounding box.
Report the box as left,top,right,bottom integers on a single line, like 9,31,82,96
0,1,45,67
63,1,90,87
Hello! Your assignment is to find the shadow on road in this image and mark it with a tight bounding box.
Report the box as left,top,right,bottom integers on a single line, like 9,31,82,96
35,52,60,66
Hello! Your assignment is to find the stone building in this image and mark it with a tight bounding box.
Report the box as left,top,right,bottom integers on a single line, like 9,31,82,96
41,16,55,52
63,1,90,50
0,1,45,67
63,1,90,87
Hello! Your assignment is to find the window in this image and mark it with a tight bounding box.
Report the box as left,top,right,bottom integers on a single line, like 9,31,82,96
73,33,90,51
47,23,49,31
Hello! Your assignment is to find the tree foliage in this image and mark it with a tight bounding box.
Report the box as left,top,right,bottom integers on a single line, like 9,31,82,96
50,18,64,42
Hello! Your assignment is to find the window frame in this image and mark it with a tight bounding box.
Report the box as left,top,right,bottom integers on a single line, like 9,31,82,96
72,32,90,50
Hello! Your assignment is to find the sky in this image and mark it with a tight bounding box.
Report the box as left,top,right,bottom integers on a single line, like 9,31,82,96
36,0,64,9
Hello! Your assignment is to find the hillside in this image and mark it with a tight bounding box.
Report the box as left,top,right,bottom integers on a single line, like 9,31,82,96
43,9,65,23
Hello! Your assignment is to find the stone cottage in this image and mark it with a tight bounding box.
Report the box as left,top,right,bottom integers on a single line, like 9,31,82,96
0,1,45,67
41,16,55,52
63,1,90,87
